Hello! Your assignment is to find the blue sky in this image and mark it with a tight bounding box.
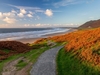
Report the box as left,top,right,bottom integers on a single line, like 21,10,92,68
0,0,100,28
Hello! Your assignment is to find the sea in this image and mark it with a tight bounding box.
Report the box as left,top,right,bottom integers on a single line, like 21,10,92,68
0,27,70,41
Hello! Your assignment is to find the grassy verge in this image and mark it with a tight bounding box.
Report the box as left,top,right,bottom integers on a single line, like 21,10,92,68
0,41,59,74
0,54,23,74
57,48,100,75
0,44,50,74
22,42,63,68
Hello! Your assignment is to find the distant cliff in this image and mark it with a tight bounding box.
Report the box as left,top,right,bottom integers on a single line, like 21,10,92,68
78,19,100,29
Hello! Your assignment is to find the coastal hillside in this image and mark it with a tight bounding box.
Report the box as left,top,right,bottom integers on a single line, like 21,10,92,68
38,27,100,74
49,28,100,66
1,28,100,74
78,19,100,29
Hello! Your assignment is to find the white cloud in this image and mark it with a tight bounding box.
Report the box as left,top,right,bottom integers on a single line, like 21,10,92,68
8,4,45,13
36,23,41,27
8,4,41,10
29,11,33,14
20,9,27,14
24,24,30,27
17,9,34,18
11,10,17,13
27,14,33,17
0,24,10,28
3,17,17,24
27,11,34,18
35,9,44,12
0,12,3,19
0,12,15,19
0,11,17,24
17,13,24,17
45,9,53,17
32,23,51,28
17,8,37,18
53,0,83,7
3,12,15,17
8,4,44,13
23,23,79,28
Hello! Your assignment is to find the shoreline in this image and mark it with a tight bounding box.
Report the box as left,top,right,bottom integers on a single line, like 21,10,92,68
16,29,76,44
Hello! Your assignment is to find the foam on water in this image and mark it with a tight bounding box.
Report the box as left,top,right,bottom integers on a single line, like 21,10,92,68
0,28,70,41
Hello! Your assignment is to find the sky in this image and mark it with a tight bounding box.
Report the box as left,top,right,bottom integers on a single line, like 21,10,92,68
0,0,100,28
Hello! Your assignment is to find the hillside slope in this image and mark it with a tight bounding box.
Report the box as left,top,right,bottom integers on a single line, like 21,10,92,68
79,19,100,29
45,28,100,69
34,28,100,74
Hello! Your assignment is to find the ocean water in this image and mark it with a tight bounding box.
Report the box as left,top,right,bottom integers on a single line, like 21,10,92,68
0,28,70,41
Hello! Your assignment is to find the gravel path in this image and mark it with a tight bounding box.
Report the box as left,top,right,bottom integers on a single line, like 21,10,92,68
30,46,64,75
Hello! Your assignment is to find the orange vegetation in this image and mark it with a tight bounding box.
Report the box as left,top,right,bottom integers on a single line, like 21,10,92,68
48,28,100,67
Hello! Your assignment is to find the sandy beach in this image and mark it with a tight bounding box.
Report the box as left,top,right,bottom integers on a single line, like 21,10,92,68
16,29,76,44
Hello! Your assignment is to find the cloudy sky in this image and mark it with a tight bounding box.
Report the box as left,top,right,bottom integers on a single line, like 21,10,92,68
0,0,100,28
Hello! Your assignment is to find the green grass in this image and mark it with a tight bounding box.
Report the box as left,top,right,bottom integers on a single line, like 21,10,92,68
57,48,100,75
0,42,56,74
2,49,10,53
16,60,28,70
23,46,50,63
0,54,23,75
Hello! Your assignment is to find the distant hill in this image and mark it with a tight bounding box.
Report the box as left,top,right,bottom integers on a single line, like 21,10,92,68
78,19,100,29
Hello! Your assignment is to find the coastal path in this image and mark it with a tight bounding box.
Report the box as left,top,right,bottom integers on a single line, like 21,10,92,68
30,46,64,75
